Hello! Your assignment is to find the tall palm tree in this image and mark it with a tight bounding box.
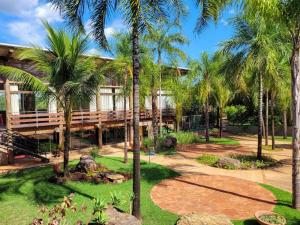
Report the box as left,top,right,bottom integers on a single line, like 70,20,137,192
144,22,187,149
49,0,185,218
221,16,278,160
0,22,102,177
195,0,300,210
190,52,218,142
212,74,232,138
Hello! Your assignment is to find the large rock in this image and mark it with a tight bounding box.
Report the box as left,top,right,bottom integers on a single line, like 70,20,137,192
177,214,233,225
216,157,241,169
162,136,177,149
75,155,98,173
105,173,125,184
106,206,141,225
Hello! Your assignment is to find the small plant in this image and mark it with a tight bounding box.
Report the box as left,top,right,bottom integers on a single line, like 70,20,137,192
93,198,109,225
89,147,99,159
143,137,154,149
259,214,285,224
110,191,125,209
30,193,83,225
127,192,135,214
197,154,219,166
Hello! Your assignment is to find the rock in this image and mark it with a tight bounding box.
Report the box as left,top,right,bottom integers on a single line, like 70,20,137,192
75,155,98,173
176,214,233,225
216,157,241,169
162,136,177,149
106,206,141,225
105,173,125,184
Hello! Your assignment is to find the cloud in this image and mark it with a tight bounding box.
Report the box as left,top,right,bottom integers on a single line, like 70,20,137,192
3,1,63,46
86,48,102,56
85,19,126,40
221,19,229,26
0,0,38,15
7,22,44,45
229,9,236,15
34,3,63,23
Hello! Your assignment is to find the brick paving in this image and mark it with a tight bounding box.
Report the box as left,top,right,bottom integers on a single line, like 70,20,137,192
151,174,276,220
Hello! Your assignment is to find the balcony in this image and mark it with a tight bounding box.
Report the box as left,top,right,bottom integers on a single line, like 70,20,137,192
8,109,175,129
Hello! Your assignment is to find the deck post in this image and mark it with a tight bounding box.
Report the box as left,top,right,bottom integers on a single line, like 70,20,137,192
96,89,103,149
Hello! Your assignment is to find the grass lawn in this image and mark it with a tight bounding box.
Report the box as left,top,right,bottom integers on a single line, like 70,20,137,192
201,137,240,145
275,136,292,143
0,157,179,225
1,157,299,225
234,184,300,225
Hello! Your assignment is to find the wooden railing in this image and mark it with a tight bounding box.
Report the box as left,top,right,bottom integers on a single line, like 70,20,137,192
9,109,175,129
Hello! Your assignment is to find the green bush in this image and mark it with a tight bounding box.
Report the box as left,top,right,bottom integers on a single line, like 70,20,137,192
224,105,247,125
197,154,219,166
170,132,201,144
89,147,99,159
142,137,154,149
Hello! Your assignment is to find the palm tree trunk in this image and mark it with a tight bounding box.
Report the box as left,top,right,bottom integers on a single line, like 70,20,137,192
63,105,72,177
265,91,269,146
257,72,263,160
151,89,158,151
205,98,209,142
291,43,300,210
131,20,141,219
158,52,162,136
271,93,275,150
219,107,223,138
124,95,128,164
283,109,287,139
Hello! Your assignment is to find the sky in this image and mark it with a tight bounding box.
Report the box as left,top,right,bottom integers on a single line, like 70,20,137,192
0,0,237,67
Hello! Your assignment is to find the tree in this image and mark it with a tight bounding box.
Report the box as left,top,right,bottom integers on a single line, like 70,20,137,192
212,74,232,138
0,22,102,177
195,0,300,210
190,52,219,142
221,16,279,159
49,0,185,218
144,22,187,146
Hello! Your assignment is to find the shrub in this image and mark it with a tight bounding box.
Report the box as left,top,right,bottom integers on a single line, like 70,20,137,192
224,105,247,125
143,137,154,149
93,198,109,225
171,132,201,144
110,191,125,209
89,147,99,159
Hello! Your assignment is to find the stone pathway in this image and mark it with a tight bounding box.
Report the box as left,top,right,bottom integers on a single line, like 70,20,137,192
151,174,276,220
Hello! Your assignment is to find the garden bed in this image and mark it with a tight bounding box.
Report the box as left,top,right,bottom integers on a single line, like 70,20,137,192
197,154,279,170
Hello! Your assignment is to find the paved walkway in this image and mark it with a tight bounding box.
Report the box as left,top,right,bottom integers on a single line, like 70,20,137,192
102,135,293,192
151,174,276,220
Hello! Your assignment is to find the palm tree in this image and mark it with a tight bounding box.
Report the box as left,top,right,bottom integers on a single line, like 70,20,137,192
0,22,102,177
221,16,279,160
49,0,185,218
144,22,187,149
195,0,300,210
190,52,218,142
212,74,232,138
164,68,192,131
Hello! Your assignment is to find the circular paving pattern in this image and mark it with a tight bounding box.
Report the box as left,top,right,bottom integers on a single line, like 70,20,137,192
151,175,276,220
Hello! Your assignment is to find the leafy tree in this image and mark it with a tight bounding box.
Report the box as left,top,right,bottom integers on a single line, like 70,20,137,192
144,22,187,149
189,52,219,142
0,23,103,177
49,0,185,217
194,0,300,210
221,16,279,159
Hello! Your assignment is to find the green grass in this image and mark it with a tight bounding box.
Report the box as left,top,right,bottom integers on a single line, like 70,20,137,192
234,184,300,225
275,136,292,143
0,157,180,225
201,137,240,145
197,154,219,166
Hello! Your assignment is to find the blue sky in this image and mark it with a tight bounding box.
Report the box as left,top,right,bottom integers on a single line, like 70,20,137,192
0,0,236,67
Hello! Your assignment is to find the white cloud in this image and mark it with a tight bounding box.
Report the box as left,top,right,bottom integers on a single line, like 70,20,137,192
0,0,38,15
229,9,236,15
7,22,44,45
85,19,126,40
221,19,229,26
35,3,63,23
86,48,102,56
3,1,63,46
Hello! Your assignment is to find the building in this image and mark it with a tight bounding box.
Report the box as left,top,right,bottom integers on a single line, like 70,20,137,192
0,43,187,165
